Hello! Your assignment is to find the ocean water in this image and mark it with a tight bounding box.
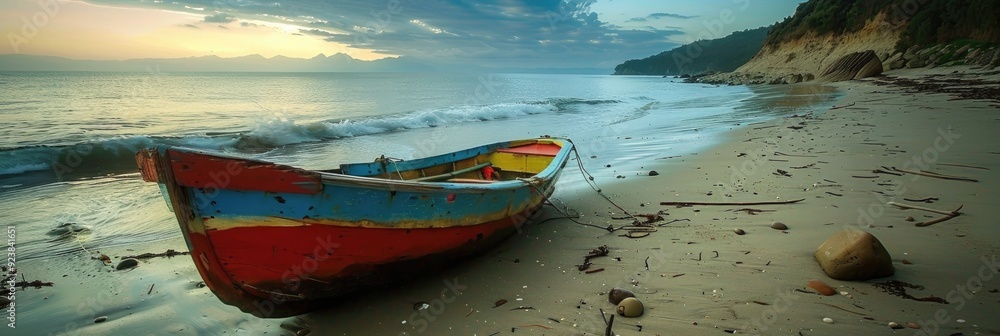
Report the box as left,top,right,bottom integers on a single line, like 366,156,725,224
0,71,838,262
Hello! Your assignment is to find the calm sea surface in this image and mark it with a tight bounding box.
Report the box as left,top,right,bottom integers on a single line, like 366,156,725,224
0,71,838,261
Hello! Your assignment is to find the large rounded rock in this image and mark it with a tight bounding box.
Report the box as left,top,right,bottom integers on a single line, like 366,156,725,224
814,230,894,280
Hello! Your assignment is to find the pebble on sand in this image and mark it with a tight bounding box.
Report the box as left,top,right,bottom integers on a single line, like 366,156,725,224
608,288,636,305
889,322,903,329
822,317,834,324
907,322,920,329
807,279,837,296
94,316,108,323
770,222,788,230
648,170,659,176
904,216,915,222
617,297,644,317
734,228,746,235
116,258,140,270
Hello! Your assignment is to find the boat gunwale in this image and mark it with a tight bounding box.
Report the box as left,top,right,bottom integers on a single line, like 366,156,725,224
157,137,574,194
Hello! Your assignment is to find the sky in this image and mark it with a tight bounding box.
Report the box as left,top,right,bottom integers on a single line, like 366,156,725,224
0,0,803,69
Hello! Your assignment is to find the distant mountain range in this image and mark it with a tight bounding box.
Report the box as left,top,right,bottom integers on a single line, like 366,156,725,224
0,54,607,74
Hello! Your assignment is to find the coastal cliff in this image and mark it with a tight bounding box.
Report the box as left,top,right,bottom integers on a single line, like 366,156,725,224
689,0,1000,85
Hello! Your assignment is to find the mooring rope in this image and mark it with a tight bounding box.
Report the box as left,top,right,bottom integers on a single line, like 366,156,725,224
565,139,640,221
520,139,643,232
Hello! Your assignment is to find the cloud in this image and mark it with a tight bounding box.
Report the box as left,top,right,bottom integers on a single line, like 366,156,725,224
626,17,647,22
181,24,199,29
204,13,237,24
299,29,339,37
86,0,687,68
648,12,698,19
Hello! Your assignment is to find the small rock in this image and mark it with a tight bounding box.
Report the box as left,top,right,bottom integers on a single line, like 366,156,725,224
770,222,788,230
734,228,746,235
608,288,636,305
605,164,611,168
889,322,903,329
94,316,108,323
902,259,912,265
617,297,644,317
648,170,659,176
904,216,914,222
907,322,920,329
823,317,834,324
116,258,140,270
957,319,966,323
807,279,837,296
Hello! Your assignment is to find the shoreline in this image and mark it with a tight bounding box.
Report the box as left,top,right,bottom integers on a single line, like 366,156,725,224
10,66,1000,335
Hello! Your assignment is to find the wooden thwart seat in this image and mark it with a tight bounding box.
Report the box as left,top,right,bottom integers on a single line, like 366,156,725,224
412,161,492,182
446,178,498,184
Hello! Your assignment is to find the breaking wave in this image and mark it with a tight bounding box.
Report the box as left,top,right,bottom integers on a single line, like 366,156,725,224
0,97,622,179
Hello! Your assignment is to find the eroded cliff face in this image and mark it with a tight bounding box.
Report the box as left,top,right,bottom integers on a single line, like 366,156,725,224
690,9,1000,85
696,12,902,85
748,13,899,76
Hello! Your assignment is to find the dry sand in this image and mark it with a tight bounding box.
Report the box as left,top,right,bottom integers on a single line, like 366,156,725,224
13,66,1000,336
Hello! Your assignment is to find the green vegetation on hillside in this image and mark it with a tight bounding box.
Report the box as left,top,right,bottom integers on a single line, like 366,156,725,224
613,26,770,76
898,0,1000,48
765,0,1000,50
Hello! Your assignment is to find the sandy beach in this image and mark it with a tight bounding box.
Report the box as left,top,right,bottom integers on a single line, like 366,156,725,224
10,66,1000,336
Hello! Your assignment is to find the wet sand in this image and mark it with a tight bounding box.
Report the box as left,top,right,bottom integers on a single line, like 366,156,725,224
11,66,1000,335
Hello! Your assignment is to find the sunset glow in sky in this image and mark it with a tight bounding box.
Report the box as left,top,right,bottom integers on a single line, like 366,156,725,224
1,0,802,68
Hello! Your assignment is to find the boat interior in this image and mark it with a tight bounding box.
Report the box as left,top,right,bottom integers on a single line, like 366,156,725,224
338,139,565,183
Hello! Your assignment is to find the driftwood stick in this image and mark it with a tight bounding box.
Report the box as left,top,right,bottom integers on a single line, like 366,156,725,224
774,151,817,158
660,199,804,206
830,102,857,110
873,169,903,176
891,167,978,182
915,214,959,227
938,163,990,170
605,314,615,336
887,202,963,216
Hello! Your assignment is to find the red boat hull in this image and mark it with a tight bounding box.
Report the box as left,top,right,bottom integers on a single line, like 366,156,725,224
193,207,538,317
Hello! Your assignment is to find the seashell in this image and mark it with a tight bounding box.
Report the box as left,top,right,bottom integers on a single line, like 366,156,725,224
888,322,903,329
771,222,788,230
493,299,507,308
608,288,635,305
807,279,836,296
822,317,834,324
616,297,644,317
734,228,746,235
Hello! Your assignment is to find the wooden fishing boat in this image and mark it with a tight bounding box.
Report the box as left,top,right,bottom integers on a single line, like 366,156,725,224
135,138,573,317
